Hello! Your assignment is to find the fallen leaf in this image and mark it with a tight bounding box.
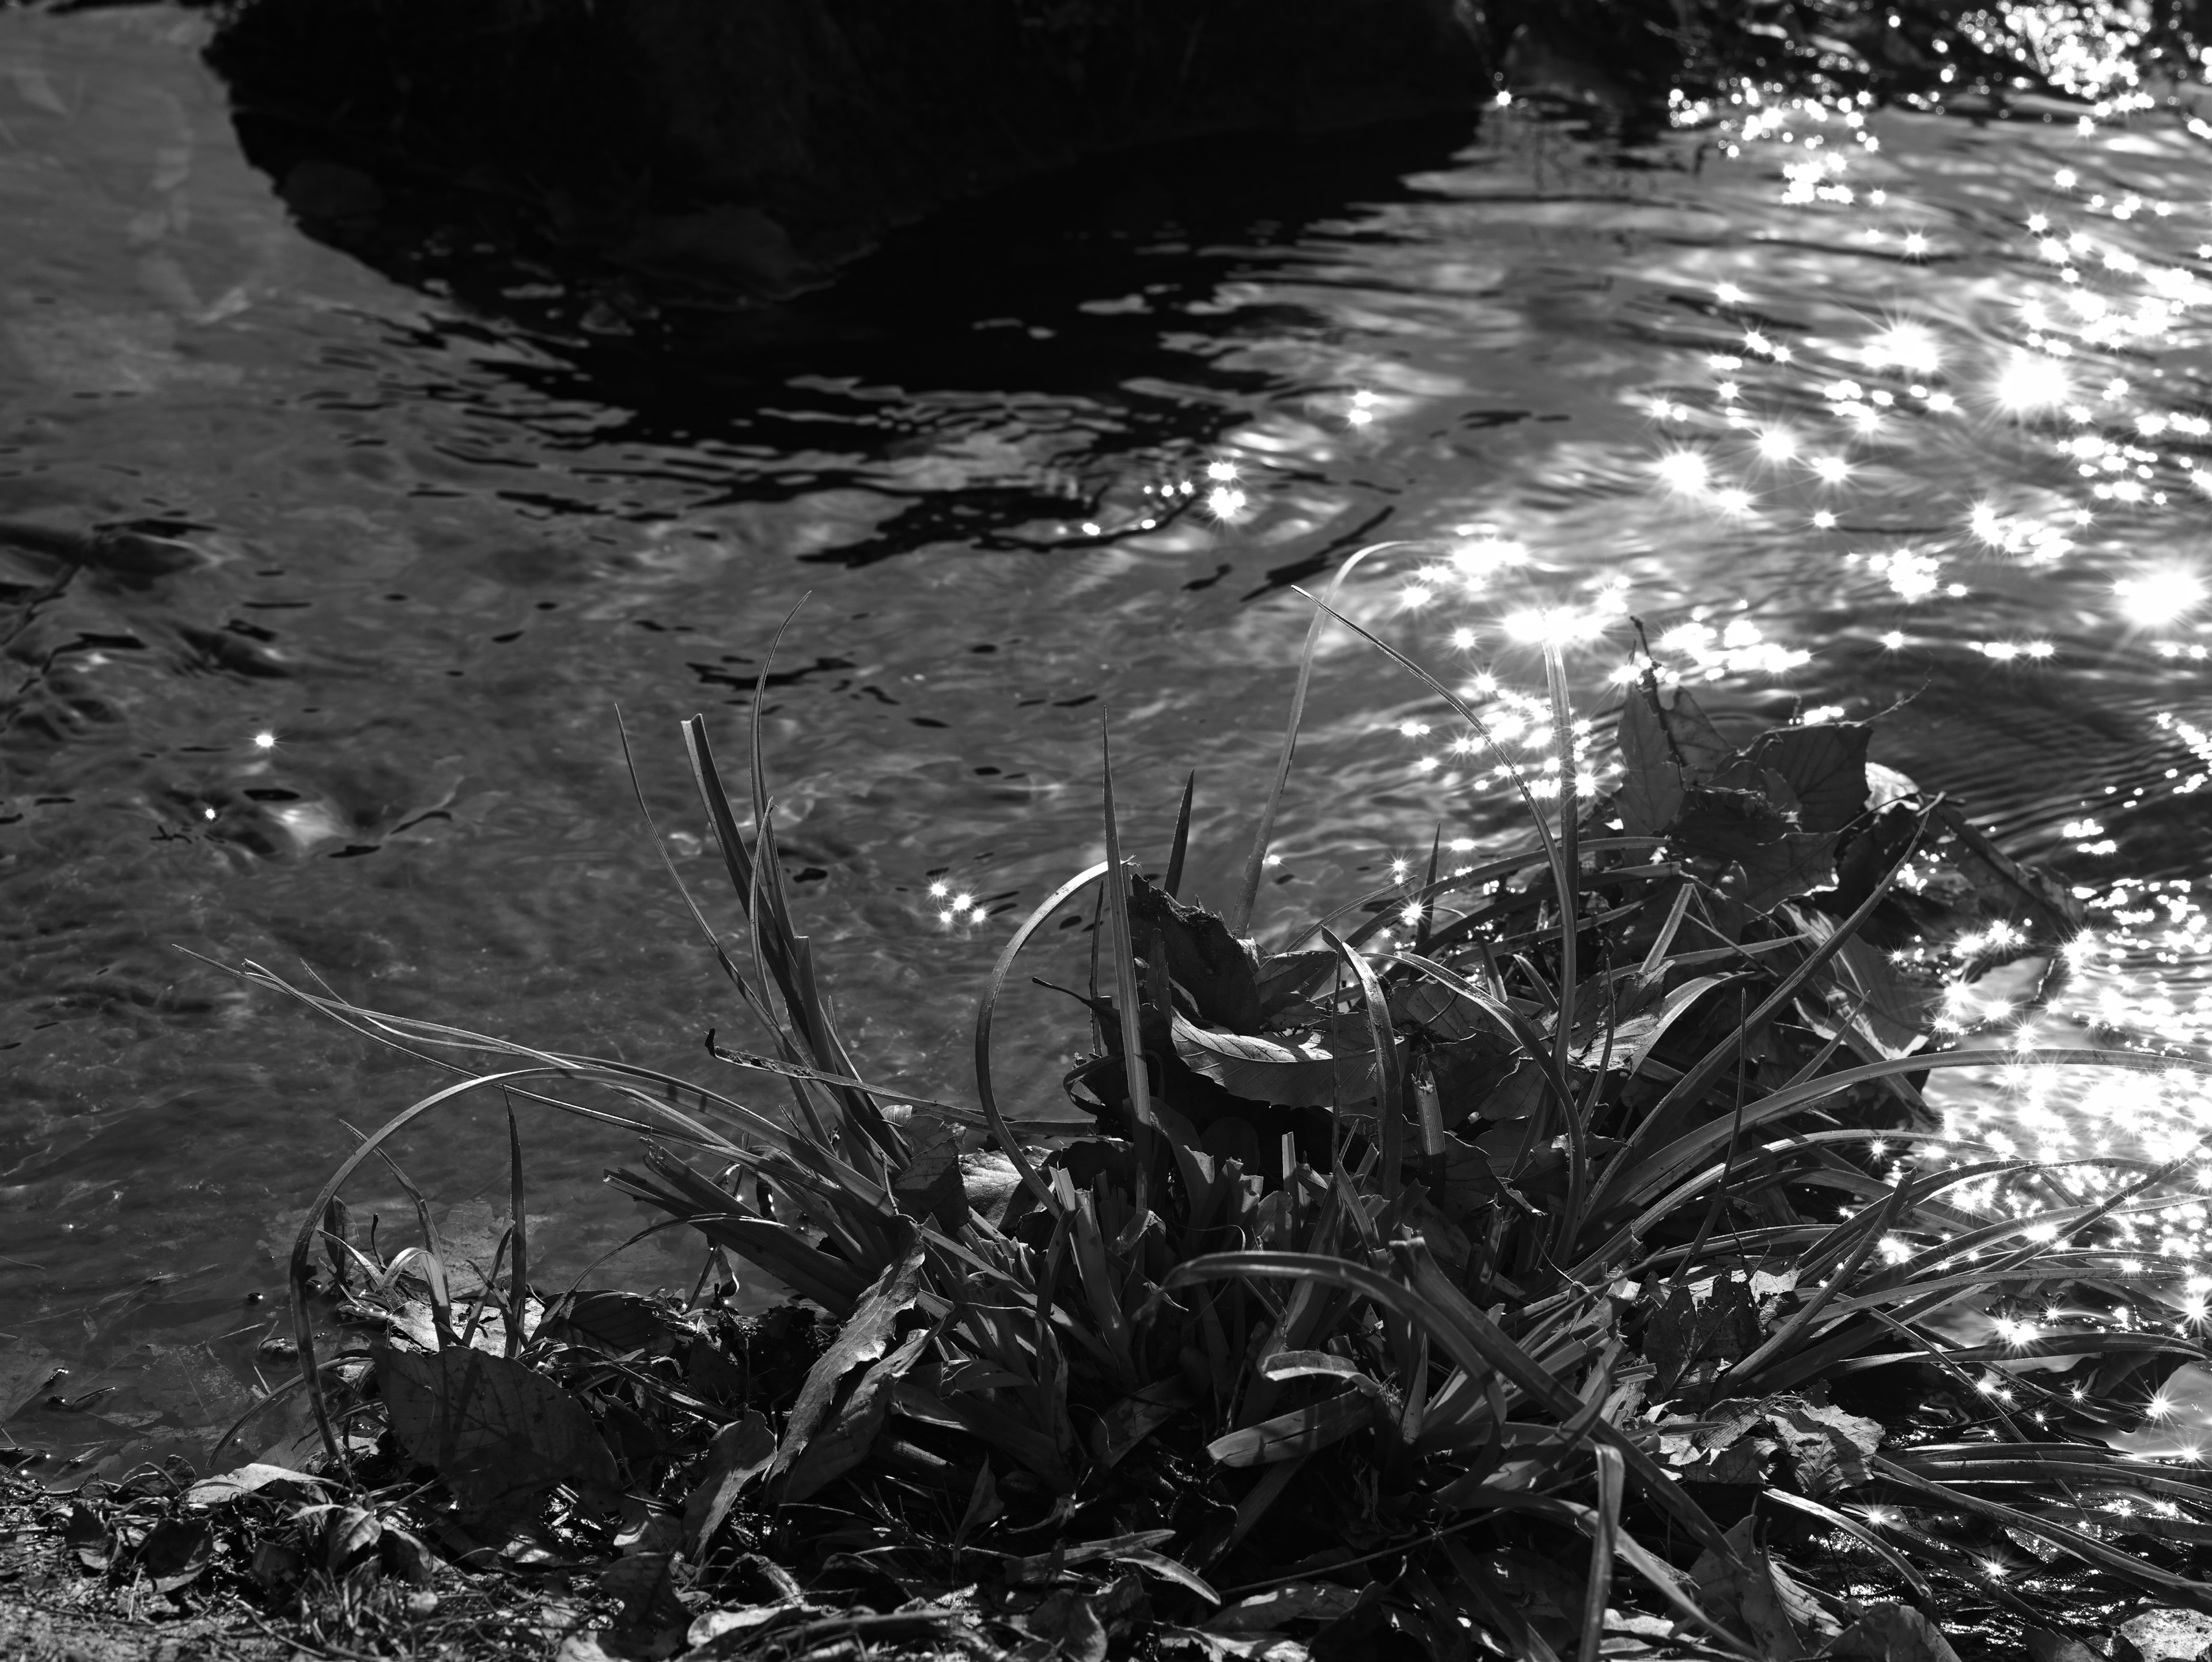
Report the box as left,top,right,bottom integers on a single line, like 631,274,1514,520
1028,1592,1109,1662
139,1516,211,1593
1092,1379,1195,1470
1827,1603,1964,1661
1129,876,1266,1032
544,1289,680,1356
2122,1609,2212,1662
892,1118,970,1231
378,1345,619,1520
2026,1629,2100,1662
1206,1583,1361,1634
1660,1395,1881,1496
597,1550,683,1627
782,1327,931,1500
682,1410,776,1553
1647,1274,1762,1403
769,1226,926,1485
185,1462,327,1507
1690,1516,1835,1658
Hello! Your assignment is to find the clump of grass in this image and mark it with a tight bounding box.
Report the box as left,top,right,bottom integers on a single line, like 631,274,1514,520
120,573,2212,1658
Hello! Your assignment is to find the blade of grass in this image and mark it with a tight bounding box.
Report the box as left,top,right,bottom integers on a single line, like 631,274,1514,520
1411,824,1441,956
291,1067,590,1468
1099,718,1154,1239
1576,1445,1623,1662
1321,927,1402,1206
506,1103,529,1359
1232,540,1424,934
1165,771,1196,899
975,862,1109,1217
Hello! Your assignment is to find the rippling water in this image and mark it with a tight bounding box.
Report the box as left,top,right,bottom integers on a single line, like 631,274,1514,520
6,6,2212,1470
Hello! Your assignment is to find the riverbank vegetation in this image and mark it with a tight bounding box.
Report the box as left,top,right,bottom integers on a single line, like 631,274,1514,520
25,585,2212,1661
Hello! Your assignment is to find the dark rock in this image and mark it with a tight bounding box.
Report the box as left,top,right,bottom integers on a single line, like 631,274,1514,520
207,0,1492,295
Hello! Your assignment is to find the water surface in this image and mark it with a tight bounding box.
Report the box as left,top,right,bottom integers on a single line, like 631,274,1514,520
4,7,2210,1469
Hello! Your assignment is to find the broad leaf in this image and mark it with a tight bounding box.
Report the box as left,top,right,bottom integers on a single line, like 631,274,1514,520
1616,683,1685,836
681,1410,775,1552
770,1227,926,1485
185,1463,327,1507
782,1327,931,1501
1171,1012,1393,1107
1691,1516,1836,1656
1742,721,1872,834
378,1346,619,1520
1128,875,1264,1031
1829,1604,1965,1662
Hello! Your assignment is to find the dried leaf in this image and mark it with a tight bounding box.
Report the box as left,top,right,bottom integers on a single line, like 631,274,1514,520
1660,1395,1881,1496
378,1345,619,1520
1092,1378,1195,1470
2121,1610,2212,1662
1828,1603,1965,1662
1172,1013,1397,1108
682,1410,775,1553
782,1327,931,1500
892,1118,970,1231
1690,1517,1834,1657
1206,1583,1362,1633
141,1516,212,1593
1647,1274,1762,1403
1130,875,1264,1032
770,1226,926,1485
185,1462,327,1507
544,1289,679,1356
598,1551,684,1627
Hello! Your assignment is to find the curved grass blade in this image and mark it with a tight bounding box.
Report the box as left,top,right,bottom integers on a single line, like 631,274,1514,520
976,862,1109,1215
1290,586,1566,932
289,1067,592,1468
1232,540,1426,934
1873,1453,2212,1610
1576,1445,1623,1662
1759,1490,1931,1599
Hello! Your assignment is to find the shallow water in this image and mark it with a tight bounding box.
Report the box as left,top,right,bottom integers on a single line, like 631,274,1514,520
4,8,2211,1469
